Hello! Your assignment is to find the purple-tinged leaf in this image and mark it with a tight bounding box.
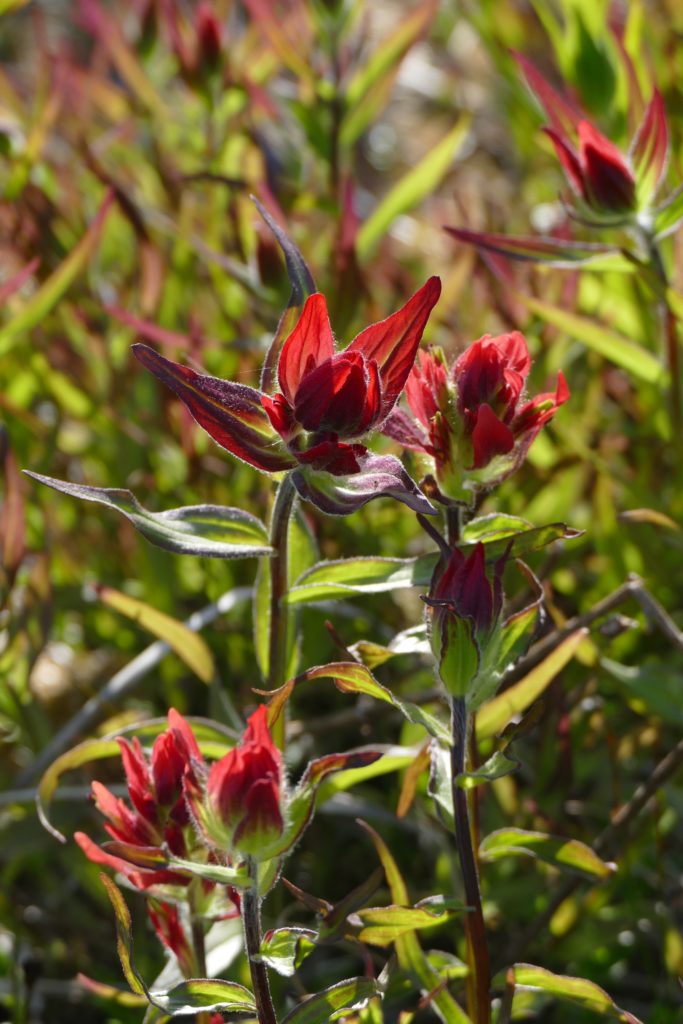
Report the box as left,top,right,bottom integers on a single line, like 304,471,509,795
513,52,582,138
280,977,379,1024
99,875,149,997
25,472,271,559
445,226,617,266
292,452,436,516
133,344,296,472
630,90,669,203
252,196,316,394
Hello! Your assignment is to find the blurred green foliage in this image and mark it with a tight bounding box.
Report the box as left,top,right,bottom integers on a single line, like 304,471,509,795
0,0,682,1021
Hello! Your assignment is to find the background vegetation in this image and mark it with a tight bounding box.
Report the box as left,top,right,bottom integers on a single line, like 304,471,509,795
1,0,682,1020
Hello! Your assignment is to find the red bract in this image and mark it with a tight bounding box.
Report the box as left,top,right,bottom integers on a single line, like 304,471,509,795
74,710,204,891
204,706,284,858
384,333,568,499
133,277,441,516
515,53,668,220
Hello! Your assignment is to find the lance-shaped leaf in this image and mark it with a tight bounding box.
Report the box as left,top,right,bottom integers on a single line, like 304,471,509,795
360,821,472,1024
267,662,449,745
655,185,683,239
253,197,316,394
444,226,618,266
476,628,588,740
25,472,272,559
101,871,257,1016
479,829,614,880
508,964,643,1022
455,749,520,790
259,927,317,977
356,900,464,947
285,554,438,605
281,977,379,1024
291,453,436,516
133,344,296,472
97,586,215,684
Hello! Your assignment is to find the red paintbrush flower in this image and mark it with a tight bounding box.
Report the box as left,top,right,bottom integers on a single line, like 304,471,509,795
384,332,568,499
74,710,205,891
515,53,669,222
133,278,441,515
201,706,284,859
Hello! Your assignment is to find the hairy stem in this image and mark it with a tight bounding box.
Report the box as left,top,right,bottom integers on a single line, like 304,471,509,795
451,696,491,1024
243,863,278,1024
643,232,680,430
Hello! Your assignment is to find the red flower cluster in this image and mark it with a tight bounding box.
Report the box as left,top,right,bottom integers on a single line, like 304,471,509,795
385,331,568,498
203,706,284,858
133,278,441,515
75,709,203,890
516,53,668,221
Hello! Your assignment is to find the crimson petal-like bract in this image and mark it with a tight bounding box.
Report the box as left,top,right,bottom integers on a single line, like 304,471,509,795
133,344,296,473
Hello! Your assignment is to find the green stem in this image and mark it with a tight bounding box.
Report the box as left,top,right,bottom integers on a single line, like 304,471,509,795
243,861,278,1024
267,473,297,692
451,696,491,1024
189,886,211,1024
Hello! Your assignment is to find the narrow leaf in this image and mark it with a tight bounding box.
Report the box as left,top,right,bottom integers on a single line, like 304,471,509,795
445,226,619,266
456,749,520,789
25,473,272,559
357,117,471,260
281,977,379,1024
476,629,588,740
99,874,148,997
521,296,663,383
286,554,437,605
149,978,257,1016
0,192,113,356
480,829,615,880
510,964,643,1022
357,903,462,947
98,586,215,685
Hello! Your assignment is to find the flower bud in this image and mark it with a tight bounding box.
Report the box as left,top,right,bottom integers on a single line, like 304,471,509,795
204,706,284,859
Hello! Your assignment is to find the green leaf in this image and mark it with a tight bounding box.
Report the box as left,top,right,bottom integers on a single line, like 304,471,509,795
655,187,683,239
521,296,663,383
165,854,251,888
316,747,421,804
98,586,215,685
286,554,437,605
0,192,113,356
100,875,257,1016
480,829,615,880
456,749,520,789
25,473,272,559
341,1,437,147
357,116,471,261
281,977,379,1024
150,979,257,1016
476,628,588,740
509,964,643,1021
357,902,463,947
360,822,472,1024
259,927,317,977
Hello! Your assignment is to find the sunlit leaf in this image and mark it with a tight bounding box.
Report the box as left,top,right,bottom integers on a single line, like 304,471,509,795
25,473,272,559
286,555,437,604
281,977,379,1024
476,629,589,740
98,586,215,685
357,901,463,947
445,226,620,266
521,296,663,383
259,927,317,977
357,116,471,260
480,828,615,880
509,964,643,1021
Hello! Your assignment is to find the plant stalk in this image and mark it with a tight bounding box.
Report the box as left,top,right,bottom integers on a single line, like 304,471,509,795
643,232,681,430
243,862,278,1024
451,695,490,1024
